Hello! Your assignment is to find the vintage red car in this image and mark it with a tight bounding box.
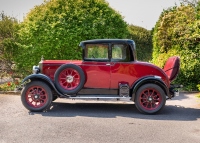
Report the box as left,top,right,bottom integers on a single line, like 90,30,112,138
21,39,181,114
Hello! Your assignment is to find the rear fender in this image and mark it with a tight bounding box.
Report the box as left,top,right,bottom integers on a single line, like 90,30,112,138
22,74,65,97
131,76,170,101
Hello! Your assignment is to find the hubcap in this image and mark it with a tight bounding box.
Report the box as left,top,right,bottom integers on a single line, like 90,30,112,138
66,75,74,83
148,96,153,102
34,95,39,99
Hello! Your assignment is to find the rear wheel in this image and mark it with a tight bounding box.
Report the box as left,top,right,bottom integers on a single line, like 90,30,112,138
21,81,52,112
135,84,166,114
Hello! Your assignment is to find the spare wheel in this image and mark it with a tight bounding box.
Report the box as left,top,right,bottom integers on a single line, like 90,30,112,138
54,64,85,94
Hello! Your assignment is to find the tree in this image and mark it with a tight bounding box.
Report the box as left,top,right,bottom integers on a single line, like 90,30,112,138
181,0,199,7
0,12,19,77
16,0,128,74
128,25,152,61
152,2,200,90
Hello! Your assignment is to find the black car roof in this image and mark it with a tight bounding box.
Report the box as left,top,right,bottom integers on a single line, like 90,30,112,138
79,39,135,46
80,39,137,61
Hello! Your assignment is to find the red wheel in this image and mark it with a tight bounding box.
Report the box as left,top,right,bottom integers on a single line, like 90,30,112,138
21,81,52,112
58,68,81,90
25,86,48,108
54,64,85,94
135,84,166,114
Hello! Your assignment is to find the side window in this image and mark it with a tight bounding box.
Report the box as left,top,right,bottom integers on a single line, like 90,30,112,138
112,44,127,61
85,44,108,60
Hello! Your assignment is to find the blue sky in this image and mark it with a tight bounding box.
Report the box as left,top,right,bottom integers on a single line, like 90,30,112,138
0,0,181,30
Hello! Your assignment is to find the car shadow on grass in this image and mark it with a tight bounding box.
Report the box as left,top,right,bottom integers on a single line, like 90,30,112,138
29,100,200,121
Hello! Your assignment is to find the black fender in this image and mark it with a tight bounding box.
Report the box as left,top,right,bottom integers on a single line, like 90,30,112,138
22,74,65,97
131,76,170,101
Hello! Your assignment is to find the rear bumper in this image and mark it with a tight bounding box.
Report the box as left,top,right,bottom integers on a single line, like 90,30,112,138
169,84,183,98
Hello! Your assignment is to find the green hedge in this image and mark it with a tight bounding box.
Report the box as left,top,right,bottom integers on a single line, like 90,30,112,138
152,3,200,90
128,25,152,61
1,1,153,79
0,12,19,77
15,0,129,75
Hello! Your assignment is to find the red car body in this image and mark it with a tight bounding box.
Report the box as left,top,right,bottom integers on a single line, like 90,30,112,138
42,60,170,89
21,39,181,114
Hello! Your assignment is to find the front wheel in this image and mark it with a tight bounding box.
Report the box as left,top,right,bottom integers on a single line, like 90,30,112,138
21,81,53,112
135,84,166,114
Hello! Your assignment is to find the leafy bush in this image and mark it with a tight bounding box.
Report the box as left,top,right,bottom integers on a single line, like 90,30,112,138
152,3,200,90
0,81,19,91
197,84,200,91
15,0,128,75
128,25,152,61
0,12,19,77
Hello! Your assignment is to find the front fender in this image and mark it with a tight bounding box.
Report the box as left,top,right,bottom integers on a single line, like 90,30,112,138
131,76,170,101
22,74,53,84
22,74,65,97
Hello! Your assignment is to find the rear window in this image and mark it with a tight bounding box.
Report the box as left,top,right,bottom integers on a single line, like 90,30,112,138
112,44,127,60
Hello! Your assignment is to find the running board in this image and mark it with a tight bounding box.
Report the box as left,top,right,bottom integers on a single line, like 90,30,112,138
68,94,131,100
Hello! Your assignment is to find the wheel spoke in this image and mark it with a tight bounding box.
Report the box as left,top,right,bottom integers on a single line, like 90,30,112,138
142,101,148,105
73,79,79,85
142,91,148,98
60,77,66,80
30,89,36,95
67,69,71,75
36,88,40,95
141,96,147,99
40,94,45,100
152,101,156,106
71,70,75,75
61,72,66,77
38,89,42,95
69,83,72,88
149,90,154,96
62,80,67,85
65,82,70,88
144,102,149,108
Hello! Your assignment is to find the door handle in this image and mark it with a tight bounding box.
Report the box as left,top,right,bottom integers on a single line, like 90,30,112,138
106,63,110,66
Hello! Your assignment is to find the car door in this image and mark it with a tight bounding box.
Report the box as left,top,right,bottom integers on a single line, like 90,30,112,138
110,43,135,89
81,43,111,89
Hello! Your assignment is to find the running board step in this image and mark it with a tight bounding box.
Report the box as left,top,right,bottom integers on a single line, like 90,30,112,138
68,94,130,99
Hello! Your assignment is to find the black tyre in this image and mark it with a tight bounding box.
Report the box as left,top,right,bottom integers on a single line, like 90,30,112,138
54,64,85,94
21,81,53,112
135,84,166,114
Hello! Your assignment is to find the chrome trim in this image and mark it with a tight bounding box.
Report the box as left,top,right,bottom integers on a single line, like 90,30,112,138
32,65,39,74
154,76,161,79
68,96,132,101
66,75,73,83
39,61,43,73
